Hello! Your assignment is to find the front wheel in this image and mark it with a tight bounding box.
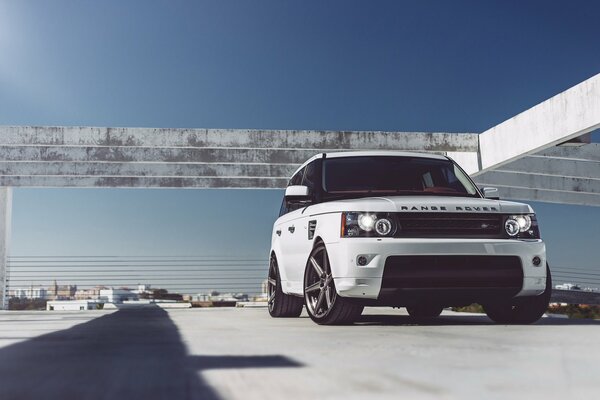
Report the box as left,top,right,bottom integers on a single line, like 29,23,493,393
304,243,363,325
484,264,552,324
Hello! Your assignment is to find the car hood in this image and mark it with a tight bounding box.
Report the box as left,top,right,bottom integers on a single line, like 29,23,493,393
308,196,533,214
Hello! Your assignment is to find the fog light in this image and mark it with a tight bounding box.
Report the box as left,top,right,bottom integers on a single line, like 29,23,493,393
532,256,542,266
356,254,377,266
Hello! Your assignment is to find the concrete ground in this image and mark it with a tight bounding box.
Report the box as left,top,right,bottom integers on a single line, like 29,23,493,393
0,307,599,400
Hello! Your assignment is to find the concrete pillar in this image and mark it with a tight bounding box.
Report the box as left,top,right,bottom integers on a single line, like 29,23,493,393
0,188,12,310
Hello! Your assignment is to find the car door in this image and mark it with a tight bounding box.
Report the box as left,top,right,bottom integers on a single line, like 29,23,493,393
295,159,322,267
284,160,323,287
273,167,306,293
276,207,305,289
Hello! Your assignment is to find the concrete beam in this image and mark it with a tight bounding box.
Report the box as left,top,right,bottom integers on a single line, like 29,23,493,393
0,162,299,178
0,146,449,164
474,144,600,206
494,156,600,180
475,170,600,194
0,176,288,189
0,126,479,152
0,127,479,188
472,185,600,207
0,146,324,164
478,73,600,173
534,143,600,162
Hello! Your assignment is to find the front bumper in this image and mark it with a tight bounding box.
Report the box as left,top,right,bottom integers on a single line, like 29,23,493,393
325,238,546,300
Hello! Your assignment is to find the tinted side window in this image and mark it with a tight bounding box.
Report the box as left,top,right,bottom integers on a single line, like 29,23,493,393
279,197,288,217
302,162,317,190
302,160,322,203
289,167,305,186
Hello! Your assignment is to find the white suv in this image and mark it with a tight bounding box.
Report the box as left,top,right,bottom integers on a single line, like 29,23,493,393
267,151,550,325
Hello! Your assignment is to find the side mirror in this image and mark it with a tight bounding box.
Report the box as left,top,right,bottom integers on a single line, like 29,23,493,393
285,185,311,202
482,187,500,200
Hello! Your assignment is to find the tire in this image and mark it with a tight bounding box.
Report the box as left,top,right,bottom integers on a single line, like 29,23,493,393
407,304,444,319
484,263,552,324
303,243,363,325
267,255,304,318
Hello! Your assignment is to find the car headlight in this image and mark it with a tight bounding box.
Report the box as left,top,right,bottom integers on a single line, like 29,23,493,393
357,214,376,232
504,214,539,239
342,212,397,237
375,218,393,236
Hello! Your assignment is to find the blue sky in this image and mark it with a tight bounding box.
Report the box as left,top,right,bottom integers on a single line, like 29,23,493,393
1,1,600,288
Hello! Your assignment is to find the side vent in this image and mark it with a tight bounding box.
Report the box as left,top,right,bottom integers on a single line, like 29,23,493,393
308,220,317,240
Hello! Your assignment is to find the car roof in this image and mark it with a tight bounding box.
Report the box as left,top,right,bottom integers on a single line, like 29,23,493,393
290,150,450,179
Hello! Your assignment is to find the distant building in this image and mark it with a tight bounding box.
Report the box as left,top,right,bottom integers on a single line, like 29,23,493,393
47,281,77,300
74,286,107,300
132,284,151,295
8,286,47,299
582,287,600,292
192,292,249,302
47,300,101,311
555,283,582,291
99,288,138,303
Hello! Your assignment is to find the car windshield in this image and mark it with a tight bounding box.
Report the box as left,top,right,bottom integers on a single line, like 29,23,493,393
322,156,479,197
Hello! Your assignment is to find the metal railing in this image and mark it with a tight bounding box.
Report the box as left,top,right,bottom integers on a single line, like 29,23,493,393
4,256,600,306
5,255,270,302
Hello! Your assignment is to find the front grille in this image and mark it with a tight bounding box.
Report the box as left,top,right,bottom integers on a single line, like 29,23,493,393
382,255,523,290
393,213,503,238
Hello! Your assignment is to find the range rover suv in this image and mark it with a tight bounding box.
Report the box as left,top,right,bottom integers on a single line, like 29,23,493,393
267,151,551,325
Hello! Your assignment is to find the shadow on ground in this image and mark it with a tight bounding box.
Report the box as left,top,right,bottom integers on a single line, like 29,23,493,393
355,313,600,326
0,307,301,400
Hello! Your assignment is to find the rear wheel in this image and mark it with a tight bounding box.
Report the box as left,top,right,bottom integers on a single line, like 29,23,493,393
267,255,303,318
406,304,444,319
484,264,552,324
304,243,363,325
